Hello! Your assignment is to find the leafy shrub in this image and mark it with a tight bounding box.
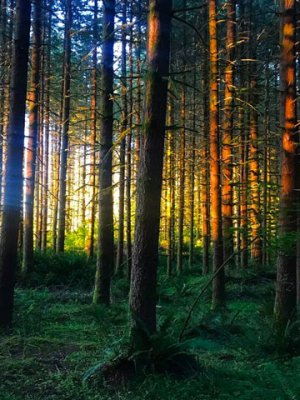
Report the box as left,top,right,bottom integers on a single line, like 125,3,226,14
19,251,95,289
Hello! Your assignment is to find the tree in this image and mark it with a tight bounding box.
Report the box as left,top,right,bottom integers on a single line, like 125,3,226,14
0,0,31,327
176,0,187,274
116,0,127,276
209,0,225,308
22,0,42,274
221,0,236,261
56,0,72,252
41,0,52,252
274,0,298,326
86,0,98,260
93,0,115,305
129,0,172,339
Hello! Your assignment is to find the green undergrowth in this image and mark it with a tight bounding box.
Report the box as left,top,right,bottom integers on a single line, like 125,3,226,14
1,257,299,399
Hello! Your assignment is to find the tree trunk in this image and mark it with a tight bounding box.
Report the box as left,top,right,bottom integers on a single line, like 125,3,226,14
126,5,133,279
0,0,7,209
222,0,236,262
167,98,175,276
93,0,115,305
189,62,197,269
249,73,262,263
209,0,224,308
57,0,72,252
238,0,248,269
201,7,210,275
41,2,52,252
274,0,298,326
176,0,186,275
262,61,270,267
0,0,31,327
116,0,127,276
86,0,98,260
130,0,172,339
22,0,42,274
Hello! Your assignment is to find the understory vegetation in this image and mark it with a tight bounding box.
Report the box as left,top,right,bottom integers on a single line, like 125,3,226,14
1,251,299,400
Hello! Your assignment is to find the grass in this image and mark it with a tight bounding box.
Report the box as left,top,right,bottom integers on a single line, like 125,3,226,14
0,255,300,399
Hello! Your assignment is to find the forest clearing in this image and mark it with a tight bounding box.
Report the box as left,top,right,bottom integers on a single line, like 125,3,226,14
0,0,300,398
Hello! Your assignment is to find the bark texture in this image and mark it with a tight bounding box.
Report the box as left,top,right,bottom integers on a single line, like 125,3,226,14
274,0,298,326
209,0,225,308
0,0,31,327
93,0,115,305
130,0,172,338
22,0,42,274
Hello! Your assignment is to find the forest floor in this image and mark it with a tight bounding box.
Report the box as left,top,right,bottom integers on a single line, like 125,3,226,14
0,254,300,400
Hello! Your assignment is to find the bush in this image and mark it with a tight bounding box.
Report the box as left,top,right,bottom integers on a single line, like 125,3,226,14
19,251,96,289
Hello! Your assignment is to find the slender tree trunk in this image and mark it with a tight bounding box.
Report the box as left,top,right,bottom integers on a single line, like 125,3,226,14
86,0,98,259
209,0,224,308
135,0,142,172
202,8,210,275
130,0,172,339
57,0,72,252
0,0,7,209
116,0,127,276
167,98,175,276
0,0,31,327
274,0,298,326
36,37,45,251
238,0,248,269
189,63,197,268
176,0,186,274
52,126,60,251
41,2,52,252
22,0,42,274
126,5,133,279
249,73,262,262
222,0,236,262
81,126,87,229
93,0,115,305
262,61,270,267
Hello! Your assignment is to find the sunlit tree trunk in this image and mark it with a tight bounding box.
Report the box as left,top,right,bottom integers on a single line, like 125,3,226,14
209,0,224,308
222,0,236,262
0,0,31,327
35,39,45,251
57,0,72,252
176,0,186,275
41,2,52,252
93,0,115,305
189,63,197,268
130,0,172,339
201,6,210,275
249,73,262,263
86,0,98,259
274,0,298,326
22,0,42,274
81,125,87,230
167,97,175,276
52,127,60,251
262,61,270,267
237,0,248,269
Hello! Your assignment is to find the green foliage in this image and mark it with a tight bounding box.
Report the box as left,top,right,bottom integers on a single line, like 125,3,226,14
1,265,300,399
20,251,95,289
65,226,89,251
270,231,300,256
